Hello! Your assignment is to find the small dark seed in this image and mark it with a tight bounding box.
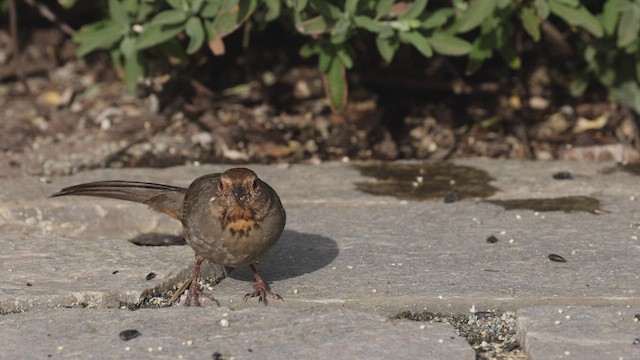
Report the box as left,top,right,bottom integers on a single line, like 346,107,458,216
633,337,640,345
486,235,498,244
119,329,141,341
212,352,222,360
145,272,156,281
474,311,495,319
26,282,32,287
112,270,119,275
635,314,640,321
552,171,572,180
444,191,459,203
548,254,567,262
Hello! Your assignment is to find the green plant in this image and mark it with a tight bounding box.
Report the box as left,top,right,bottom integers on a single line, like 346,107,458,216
72,0,640,114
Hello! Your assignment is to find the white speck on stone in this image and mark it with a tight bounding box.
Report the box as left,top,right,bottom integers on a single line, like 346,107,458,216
438,295,444,300
124,346,131,351
416,176,424,183
148,347,153,352
555,320,562,325
500,230,507,235
347,265,354,269
508,239,515,244
469,305,476,313
412,181,419,187
631,196,636,201
449,179,456,185
219,319,229,327
534,212,540,216
372,288,378,293
397,263,403,266
331,266,337,270
516,214,522,219
193,161,201,167
222,313,228,317
565,315,571,319
57,346,64,351
564,351,571,356
341,156,350,163
293,289,299,294
186,340,193,346
632,235,638,240
157,347,163,351
558,309,564,314
419,324,426,330
438,339,444,344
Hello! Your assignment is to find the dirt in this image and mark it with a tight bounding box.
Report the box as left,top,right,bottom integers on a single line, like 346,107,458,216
1,28,639,180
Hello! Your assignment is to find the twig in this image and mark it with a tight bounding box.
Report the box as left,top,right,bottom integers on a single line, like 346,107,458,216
21,0,76,37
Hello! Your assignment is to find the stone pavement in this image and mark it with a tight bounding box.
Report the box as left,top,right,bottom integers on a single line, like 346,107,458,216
1,159,640,359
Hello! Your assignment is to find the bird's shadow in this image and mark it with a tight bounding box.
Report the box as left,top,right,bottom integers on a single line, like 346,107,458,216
128,229,339,282
228,229,339,282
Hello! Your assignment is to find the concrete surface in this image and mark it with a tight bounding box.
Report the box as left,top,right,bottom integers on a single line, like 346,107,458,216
1,159,640,359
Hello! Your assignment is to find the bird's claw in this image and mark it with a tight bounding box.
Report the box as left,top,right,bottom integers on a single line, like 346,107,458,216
243,281,283,306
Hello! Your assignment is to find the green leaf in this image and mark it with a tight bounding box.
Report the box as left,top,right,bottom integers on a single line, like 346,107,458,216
167,0,188,10
109,0,129,27
295,0,309,12
617,3,640,47
376,33,398,62
336,45,354,69
519,6,540,42
354,15,386,32
309,0,342,19
331,16,351,44
119,36,137,58
318,47,333,73
399,0,429,20
152,9,188,25
345,0,359,15
549,0,603,37
185,17,205,54
57,0,78,8
428,33,472,56
191,0,205,12
201,1,223,17
399,31,433,57
75,21,127,57
534,0,550,19
466,35,493,73
601,0,625,36
421,8,453,29
296,16,331,35
498,42,520,69
376,0,394,18
136,3,155,21
210,0,257,38
552,0,579,6
612,81,640,113
299,42,320,58
263,0,281,22
324,57,347,111
457,0,497,33
123,51,144,92
569,73,589,97
135,22,185,50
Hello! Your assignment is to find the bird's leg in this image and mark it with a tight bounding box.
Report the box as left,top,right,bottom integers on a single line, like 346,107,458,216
183,255,220,307
243,264,283,306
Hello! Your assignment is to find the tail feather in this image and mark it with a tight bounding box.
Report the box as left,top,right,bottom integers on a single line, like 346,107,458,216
51,180,187,220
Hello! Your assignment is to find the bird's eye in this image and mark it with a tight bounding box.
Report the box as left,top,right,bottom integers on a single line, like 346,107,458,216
252,179,260,190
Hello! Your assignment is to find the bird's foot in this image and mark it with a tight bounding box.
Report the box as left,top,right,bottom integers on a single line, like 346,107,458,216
243,279,283,306
182,280,220,307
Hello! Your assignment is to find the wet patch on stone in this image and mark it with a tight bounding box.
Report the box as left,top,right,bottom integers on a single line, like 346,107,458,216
486,196,602,214
355,163,499,200
395,310,525,360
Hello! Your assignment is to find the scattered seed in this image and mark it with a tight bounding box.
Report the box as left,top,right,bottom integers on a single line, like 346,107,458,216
219,319,229,327
634,338,640,345
634,314,640,322
552,171,572,180
515,214,522,219
119,329,141,341
548,254,567,263
486,235,498,244
508,239,515,244
145,272,156,281
26,282,32,287
444,191,459,203
112,270,119,274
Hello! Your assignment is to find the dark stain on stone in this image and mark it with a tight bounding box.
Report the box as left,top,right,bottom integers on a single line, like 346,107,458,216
486,196,602,214
355,163,499,200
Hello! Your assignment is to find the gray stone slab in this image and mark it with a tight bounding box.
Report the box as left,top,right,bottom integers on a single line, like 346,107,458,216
0,307,474,359
2,160,640,315
517,306,640,360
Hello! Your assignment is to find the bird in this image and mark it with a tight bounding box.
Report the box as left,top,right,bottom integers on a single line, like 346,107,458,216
50,168,286,306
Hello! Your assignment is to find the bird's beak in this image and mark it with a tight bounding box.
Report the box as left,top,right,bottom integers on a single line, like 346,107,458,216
232,184,245,201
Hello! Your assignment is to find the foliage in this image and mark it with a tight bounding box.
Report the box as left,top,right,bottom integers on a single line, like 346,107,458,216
71,0,640,113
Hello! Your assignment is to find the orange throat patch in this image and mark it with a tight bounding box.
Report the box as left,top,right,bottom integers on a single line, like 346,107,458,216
223,205,257,236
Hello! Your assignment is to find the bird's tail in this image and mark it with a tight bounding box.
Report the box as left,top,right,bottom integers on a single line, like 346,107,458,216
51,181,187,220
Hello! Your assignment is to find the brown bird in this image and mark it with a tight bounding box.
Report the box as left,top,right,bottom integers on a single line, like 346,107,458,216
51,168,286,306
